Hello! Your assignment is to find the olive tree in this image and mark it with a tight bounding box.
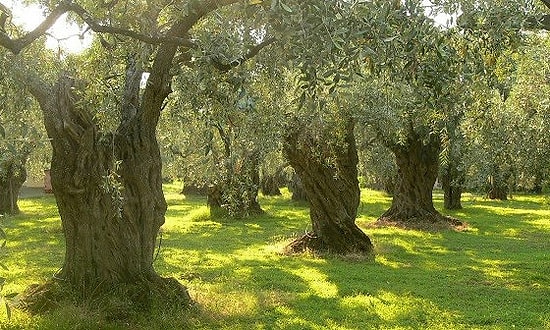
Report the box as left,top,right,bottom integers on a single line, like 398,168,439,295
0,0,275,310
0,49,45,214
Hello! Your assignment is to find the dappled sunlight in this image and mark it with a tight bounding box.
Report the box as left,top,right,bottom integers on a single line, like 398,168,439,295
358,290,454,326
467,259,519,287
194,289,260,318
290,266,339,298
1,187,549,328
375,255,411,269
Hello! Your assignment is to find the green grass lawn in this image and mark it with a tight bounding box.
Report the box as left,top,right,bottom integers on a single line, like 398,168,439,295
0,185,549,329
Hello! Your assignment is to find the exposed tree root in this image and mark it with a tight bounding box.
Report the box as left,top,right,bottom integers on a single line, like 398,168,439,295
15,276,192,320
283,232,374,258
283,232,325,255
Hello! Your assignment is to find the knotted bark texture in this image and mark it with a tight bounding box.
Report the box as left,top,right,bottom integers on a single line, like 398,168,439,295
284,119,373,255
377,134,464,231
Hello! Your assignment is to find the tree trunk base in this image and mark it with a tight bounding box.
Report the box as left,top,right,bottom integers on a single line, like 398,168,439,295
373,210,466,231
283,232,373,256
16,276,192,319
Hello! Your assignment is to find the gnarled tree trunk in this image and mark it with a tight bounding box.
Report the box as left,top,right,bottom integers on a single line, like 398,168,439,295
284,120,373,255
18,73,190,311
378,134,461,228
17,30,195,312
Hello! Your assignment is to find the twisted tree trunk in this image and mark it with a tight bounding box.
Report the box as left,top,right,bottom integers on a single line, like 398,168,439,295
16,20,197,311
378,134,462,229
284,120,373,255
16,73,190,312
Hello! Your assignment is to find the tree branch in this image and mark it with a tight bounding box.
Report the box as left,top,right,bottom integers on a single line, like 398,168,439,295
211,36,276,72
0,0,198,54
541,0,550,10
139,0,242,129
66,2,195,47
525,14,550,30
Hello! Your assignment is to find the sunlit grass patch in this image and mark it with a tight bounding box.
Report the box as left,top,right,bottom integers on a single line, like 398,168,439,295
0,187,548,329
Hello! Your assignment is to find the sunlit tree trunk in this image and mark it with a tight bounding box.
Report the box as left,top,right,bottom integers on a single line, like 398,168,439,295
19,67,190,309
17,27,195,310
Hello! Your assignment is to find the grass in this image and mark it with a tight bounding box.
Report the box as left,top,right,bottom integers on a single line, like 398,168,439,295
0,185,549,329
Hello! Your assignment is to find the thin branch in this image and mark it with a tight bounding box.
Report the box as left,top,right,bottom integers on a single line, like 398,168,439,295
0,0,197,54
66,2,195,47
541,0,550,10
211,36,276,72
525,14,550,30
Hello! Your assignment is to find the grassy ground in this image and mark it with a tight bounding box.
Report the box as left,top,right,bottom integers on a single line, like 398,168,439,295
0,185,549,329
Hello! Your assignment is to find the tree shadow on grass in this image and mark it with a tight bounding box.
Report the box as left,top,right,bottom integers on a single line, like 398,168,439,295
155,191,550,329
5,190,549,328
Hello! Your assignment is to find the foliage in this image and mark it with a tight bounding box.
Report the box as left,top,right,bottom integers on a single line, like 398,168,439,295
506,35,550,192
462,90,520,196
357,138,396,193
0,50,49,200
461,33,550,195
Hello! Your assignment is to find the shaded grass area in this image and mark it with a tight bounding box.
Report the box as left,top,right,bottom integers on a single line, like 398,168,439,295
0,185,549,329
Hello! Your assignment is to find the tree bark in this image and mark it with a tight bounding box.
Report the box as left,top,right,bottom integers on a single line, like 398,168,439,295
260,166,283,196
283,120,373,255
441,163,464,210
0,157,27,214
288,173,308,202
378,134,462,228
18,75,189,310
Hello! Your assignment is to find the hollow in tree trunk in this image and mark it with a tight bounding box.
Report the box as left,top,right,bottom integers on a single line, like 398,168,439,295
378,134,462,229
283,120,373,255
